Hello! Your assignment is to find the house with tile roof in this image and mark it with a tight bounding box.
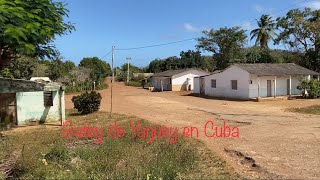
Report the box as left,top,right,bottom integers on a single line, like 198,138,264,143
194,63,320,100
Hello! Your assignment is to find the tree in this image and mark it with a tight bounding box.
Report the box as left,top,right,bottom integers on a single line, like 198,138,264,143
8,56,37,79
276,8,320,72
197,27,247,69
250,14,277,49
180,50,207,69
79,57,111,83
0,0,75,69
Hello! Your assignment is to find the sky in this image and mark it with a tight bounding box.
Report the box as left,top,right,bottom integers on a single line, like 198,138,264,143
54,0,320,67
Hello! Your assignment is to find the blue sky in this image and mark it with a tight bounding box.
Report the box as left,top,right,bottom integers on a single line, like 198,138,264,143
54,0,320,67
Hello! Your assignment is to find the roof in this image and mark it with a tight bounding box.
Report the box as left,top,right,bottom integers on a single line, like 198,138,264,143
152,68,209,77
0,78,63,93
30,77,52,82
233,63,320,76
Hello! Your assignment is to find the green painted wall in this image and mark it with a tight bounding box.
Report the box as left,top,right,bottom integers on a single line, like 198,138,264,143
16,91,64,125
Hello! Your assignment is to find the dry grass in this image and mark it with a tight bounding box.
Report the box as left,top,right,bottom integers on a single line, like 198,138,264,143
0,110,241,179
289,105,320,115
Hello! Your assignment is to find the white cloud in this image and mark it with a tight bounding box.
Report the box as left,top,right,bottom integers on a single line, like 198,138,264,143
183,23,199,32
301,1,320,10
183,23,209,33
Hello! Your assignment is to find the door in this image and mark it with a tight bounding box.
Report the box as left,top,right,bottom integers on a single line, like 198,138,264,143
200,78,205,95
287,79,290,95
267,80,272,97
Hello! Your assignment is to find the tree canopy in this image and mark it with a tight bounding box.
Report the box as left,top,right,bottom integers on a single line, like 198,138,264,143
197,27,247,69
276,8,320,72
250,14,277,49
79,57,111,82
0,0,75,68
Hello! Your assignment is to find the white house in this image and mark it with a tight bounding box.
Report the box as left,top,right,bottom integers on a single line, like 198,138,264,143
194,63,320,100
151,68,210,91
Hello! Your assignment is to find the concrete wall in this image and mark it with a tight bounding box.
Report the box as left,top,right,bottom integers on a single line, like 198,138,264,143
16,91,64,125
203,66,250,99
249,75,304,98
193,77,200,94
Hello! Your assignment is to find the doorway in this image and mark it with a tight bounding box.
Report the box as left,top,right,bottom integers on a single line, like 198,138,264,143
200,78,205,95
267,80,272,97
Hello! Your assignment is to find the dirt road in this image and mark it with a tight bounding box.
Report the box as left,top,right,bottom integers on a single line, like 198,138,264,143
66,82,320,179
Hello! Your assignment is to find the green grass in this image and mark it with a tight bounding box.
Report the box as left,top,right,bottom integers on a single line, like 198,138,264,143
289,105,320,115
0,111,240,179
126,81,142,87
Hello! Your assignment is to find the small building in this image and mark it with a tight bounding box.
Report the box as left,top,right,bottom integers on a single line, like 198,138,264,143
151,68,210,91
194,63,320,100
0,78,65,126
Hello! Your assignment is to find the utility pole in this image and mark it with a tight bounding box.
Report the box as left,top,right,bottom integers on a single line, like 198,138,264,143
126,57,131,83
110,46,115,117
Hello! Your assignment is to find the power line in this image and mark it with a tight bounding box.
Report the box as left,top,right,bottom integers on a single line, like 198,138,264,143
101,51,112,59
115,38,196,51
103,0,310,53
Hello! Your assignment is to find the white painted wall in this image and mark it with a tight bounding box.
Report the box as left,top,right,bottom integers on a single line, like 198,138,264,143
172,69,209,90
203,66,250,99
151,69,209,91
194,77,200,94
16,91,63,125
249,75,304,98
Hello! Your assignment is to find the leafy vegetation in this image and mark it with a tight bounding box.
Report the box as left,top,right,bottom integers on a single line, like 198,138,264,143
250,14,277,49
0,112,240,179
0,0,75,68
298,79,320,98
290,105,320,115
71,91,102,114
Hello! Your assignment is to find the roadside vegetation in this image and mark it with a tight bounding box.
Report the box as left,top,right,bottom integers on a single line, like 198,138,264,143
289,105,320,115
0,111,240,179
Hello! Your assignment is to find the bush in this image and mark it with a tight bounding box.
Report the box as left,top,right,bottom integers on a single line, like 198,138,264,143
298,79,320,98
65,81,108,93
71,91,102,114
127,81,142,87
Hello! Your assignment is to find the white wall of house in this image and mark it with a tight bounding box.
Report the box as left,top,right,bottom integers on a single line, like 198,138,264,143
172,70,209,90
248,75,304,98
203,66,250,99
194,77,200,94
16,91,64,125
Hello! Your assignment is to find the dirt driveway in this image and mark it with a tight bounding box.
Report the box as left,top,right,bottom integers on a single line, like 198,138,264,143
65,82,320,179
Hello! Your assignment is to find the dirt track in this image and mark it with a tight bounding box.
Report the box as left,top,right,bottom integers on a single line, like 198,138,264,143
66,82,320,179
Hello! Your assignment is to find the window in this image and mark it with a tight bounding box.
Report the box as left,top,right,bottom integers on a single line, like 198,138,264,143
231,80,238,90
249,80,253,84
211,79,216,88
44,91,53,106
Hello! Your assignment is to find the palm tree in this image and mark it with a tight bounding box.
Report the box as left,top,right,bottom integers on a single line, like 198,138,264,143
250,14,277,49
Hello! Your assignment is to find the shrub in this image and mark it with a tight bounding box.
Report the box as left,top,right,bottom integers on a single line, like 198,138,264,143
298,79,320,98
127,81,142,87
72,91,102,114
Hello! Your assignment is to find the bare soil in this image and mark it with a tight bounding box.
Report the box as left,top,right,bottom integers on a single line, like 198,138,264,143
66,82,320,179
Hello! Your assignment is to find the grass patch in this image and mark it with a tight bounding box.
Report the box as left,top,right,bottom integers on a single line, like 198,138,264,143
126,81,142,87
0,111,241,179
289,105,320,115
